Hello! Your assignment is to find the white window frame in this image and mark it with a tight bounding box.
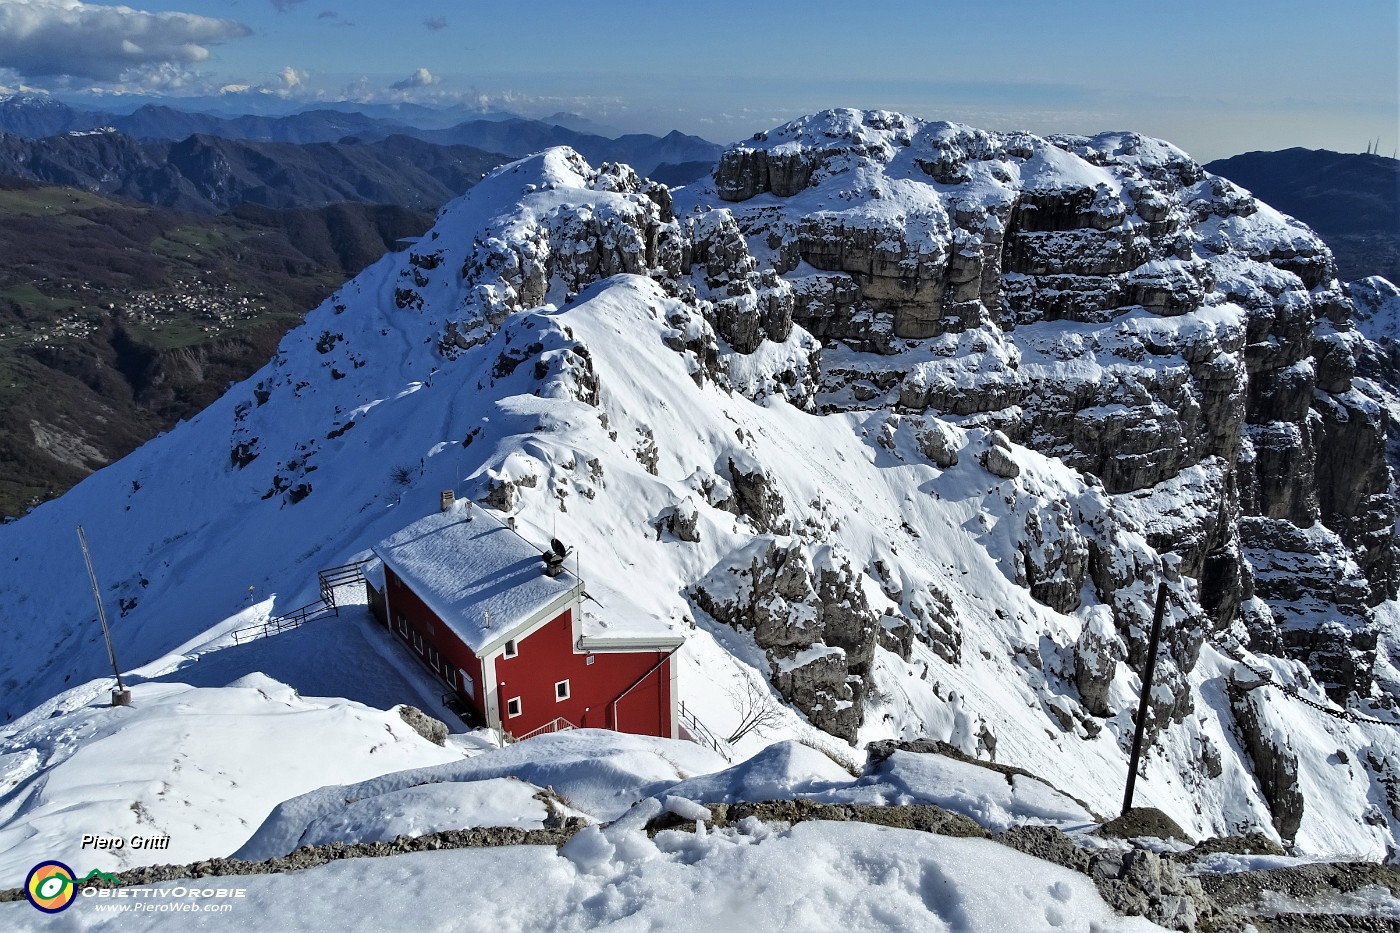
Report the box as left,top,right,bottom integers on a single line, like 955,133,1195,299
555,679,571,702
503,638,518,658
397,615,408,636
460,669,475,699
413,631,424,653
506,696,522,718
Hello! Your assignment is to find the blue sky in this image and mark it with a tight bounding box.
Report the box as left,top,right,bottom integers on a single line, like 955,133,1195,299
0,0,1395,160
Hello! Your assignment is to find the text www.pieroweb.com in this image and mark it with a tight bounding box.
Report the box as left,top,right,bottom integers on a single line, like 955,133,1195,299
92,901,235,914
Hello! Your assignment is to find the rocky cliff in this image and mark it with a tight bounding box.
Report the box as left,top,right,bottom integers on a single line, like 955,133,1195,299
700,110,1397,711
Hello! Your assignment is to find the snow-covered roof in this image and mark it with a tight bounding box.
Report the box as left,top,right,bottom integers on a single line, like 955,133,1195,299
374,502,582,653
578,577,685,650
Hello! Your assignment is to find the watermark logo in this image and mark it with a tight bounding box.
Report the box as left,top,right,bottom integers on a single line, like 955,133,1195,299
24,862,122,913
25,861,76,913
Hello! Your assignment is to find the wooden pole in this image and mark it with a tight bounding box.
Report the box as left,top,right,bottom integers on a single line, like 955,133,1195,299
1122,581,1169,816
77,525,129,705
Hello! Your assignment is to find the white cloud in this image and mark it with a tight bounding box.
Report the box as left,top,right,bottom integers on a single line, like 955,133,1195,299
389,67,438,91
276,65,307,89
213,65,312,100
0,0,250,82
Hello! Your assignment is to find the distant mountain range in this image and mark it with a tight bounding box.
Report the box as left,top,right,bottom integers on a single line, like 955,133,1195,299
0,130,507,213
377,121,721,177
0,95,722,179
1206,148,1399,283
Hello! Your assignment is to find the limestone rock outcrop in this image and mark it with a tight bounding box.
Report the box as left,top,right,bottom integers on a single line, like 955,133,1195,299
709,108,1397,705
690,538,880,741
1229,678,1306,843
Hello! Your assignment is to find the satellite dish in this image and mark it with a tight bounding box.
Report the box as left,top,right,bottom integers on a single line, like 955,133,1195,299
551,538,570,558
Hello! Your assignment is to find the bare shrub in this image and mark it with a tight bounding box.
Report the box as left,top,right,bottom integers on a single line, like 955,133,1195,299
724,677,785,744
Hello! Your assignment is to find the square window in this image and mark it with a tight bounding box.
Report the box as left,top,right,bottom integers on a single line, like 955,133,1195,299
555,679,570,701
396,615,408,635
506,697,522,718
503,639,518,658
413,631,424,653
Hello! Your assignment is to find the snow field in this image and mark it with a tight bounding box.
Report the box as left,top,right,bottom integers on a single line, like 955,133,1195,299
0,822,1168,933
0,675,460,887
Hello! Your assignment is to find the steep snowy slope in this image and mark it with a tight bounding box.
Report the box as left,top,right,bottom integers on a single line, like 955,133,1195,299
1,113,1397,864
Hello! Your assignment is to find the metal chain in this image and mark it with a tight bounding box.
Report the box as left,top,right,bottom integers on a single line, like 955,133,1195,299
1210,632,1400,729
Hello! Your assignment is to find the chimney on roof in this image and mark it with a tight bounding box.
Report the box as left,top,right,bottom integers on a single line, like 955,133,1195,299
440,490,455,512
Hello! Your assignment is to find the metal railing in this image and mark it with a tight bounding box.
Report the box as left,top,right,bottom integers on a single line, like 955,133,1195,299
318,560,370,609
230,599,335,644
230,559,370,645
513,716,578,741
440,690,476,727
679,700,733,762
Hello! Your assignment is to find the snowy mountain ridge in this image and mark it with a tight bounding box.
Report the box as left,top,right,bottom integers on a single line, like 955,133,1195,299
2,108,1399,881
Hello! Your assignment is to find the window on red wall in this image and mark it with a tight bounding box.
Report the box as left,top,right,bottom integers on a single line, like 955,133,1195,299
413,631,424,653
503,638,518,658
555,679,570,701
506,697,522,718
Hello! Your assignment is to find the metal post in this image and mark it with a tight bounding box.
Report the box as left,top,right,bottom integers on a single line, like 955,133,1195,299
77,525,129,706
1122,581,1169,816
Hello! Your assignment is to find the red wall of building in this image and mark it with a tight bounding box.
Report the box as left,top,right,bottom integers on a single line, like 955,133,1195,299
383,568,672,739
384,567,485,720
494,610,672,738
